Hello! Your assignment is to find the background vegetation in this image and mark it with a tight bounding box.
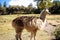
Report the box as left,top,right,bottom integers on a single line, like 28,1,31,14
0,0,60,15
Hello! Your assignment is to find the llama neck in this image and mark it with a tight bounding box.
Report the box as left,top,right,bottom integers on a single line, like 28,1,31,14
41,19,47,30
40,13,47,22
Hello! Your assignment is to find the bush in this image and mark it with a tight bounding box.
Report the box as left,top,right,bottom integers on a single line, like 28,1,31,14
53,25,60,40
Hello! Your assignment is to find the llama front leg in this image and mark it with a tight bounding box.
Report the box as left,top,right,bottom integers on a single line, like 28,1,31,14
30,31,37,40
15,31,22,40
33,30,37,40
15,34,18,40
15,33,22,40
19,32,22,40
30,32,34,40
33,32,36,40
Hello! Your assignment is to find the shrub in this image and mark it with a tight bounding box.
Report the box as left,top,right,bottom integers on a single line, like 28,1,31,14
53,25,60,40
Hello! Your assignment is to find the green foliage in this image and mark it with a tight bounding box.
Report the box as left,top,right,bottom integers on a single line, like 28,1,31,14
3,1,6,7
34,0,43,9
0,2,2,9
28,3,33,14
38,0,53,9
34,0,53,9
53,1,60,6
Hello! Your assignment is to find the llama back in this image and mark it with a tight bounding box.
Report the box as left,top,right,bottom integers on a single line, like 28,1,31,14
12,16,38,28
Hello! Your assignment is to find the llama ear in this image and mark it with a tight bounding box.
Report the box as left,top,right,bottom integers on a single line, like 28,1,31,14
46,9,51,15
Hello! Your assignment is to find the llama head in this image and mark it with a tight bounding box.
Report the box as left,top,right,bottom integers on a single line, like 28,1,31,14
40,9,51,22
45,9,51,15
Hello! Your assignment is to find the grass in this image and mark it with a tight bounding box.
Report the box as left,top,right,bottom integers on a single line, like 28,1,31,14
0,14,60,40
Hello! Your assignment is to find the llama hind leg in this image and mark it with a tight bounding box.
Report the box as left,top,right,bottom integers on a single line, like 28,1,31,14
15,33,19,40
30,32,34,40
34,31,36,40
15,32,22,40
30,31,37,40
19,32,22,40
33,30,37,40
15,29,23,40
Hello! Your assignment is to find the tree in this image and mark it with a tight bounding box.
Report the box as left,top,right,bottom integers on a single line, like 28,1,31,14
34,0,42,9
53,1,60,6
3,1,6,7
0,2,2,9
34,0,53,9
28,3,33,14
3,1,7,14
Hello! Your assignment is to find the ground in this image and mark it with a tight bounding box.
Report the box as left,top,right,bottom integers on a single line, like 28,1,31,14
0,14,60,40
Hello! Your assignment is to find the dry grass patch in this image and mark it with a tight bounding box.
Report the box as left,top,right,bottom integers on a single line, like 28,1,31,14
0,14,60,40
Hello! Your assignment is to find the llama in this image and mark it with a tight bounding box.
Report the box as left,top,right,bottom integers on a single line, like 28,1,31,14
12,9,51,40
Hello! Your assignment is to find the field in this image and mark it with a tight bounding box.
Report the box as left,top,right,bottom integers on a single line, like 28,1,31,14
0,14,60,40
